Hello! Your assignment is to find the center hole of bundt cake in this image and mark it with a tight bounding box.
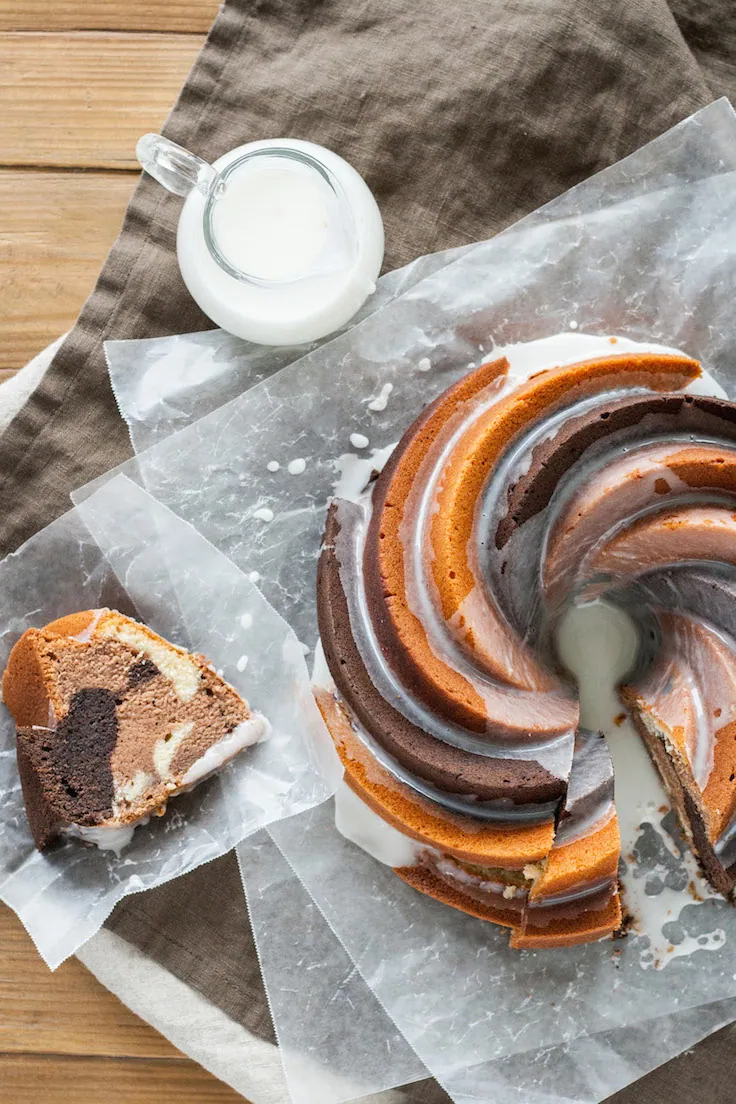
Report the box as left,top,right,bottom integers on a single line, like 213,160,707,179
555,599,640,729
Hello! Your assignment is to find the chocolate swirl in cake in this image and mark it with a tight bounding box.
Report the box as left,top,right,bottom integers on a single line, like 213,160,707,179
5,609,267,852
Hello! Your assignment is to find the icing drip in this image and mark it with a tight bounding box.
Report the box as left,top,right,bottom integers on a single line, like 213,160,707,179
181,714,270,786
334,780,427,867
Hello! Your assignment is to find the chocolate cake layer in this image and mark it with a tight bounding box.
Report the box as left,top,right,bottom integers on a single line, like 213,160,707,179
625,701,736,898
16,687,119,847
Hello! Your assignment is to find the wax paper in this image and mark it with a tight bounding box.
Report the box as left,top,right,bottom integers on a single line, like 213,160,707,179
254,809,736,1104
268,800,733,1104
93,97,736,1103
238,828,429,1104
0,474,341,969
105,245,468,455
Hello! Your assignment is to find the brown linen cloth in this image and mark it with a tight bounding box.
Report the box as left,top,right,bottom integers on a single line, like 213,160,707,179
2,0,736,1099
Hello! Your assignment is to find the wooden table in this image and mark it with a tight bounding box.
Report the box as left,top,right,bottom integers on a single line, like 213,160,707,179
0,2,249,1099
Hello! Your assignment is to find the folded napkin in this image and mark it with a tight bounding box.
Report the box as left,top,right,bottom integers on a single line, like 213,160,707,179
1,1,735,1099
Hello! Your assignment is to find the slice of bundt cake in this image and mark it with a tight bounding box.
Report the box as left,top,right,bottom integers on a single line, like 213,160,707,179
3,609,268,852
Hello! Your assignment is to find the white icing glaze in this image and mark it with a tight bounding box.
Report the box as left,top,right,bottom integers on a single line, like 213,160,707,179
488,332,689,389
378,337,690,766
557,599,723,969
181,713,270,786
331,441,397,501
287,458,306,475
67,821,139,856
71,608,105,643
311,638,336,691
253,507,274,523
367,382,393,411
334,779,426,867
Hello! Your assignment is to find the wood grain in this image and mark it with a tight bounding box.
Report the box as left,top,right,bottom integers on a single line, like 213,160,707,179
0,0,220,33
0,905,176,1057
1,1054,245,1103
0,3,257,1100
0,33,205,169
0,168,137,372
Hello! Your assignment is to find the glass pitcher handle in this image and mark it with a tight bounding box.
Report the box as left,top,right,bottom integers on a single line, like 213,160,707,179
136,133,221,198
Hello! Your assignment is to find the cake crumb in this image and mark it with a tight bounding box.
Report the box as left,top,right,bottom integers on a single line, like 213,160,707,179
614,712,627,726
615,911,635,937
610,336,618,344
523,863,543,882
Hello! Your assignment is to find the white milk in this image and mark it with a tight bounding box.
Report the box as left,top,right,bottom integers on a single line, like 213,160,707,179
176,139,384,345
211,159,336,283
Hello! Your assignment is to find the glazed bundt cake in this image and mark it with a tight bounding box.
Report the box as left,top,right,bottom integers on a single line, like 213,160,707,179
316,340,736,947
3,609,268,852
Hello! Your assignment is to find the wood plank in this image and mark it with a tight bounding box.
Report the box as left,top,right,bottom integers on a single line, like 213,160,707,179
0,905,178,1058
0,1054,245,1103
0,0,220,33
0,33,204,170
0,168,138,372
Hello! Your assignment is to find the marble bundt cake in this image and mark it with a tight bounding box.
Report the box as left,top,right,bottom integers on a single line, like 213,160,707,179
316,338,736,947
3,609,267,852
